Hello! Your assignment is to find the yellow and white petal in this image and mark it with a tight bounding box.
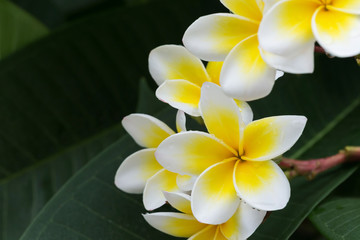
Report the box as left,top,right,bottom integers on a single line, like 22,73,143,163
122,114,175,148
220,0,263,22
163,191,192,214
176,110,187,132
156,80,201,117
143,169,180,211
263,0,281,13
312,8,360,57
214,226,228,240
258,0,318,55
242,115,307,161
148,44,210,86
143,212,206,238
156,131,235,176
331,0,360,14
183,13,259,61
192,159,240,225
220,35,277,101
200,82,243,151
233,160,290,211
260,42,315,74
206,61,223,85
221,201,266,240
176,174,196,192
234,100,253,126
275,70,284,80
114,149,162,194
189,225,218,240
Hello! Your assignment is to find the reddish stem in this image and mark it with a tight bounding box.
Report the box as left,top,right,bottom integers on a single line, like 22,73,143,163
279,146,360,179
314,45,326,54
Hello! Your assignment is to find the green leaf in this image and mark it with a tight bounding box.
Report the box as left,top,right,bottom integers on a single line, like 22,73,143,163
20,49,360,240
0,0,223,239
0,0,48,60
310,198,360,240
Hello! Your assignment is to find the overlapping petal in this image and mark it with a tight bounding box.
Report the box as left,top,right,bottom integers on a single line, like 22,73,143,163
233,160,290,211
156,131,235,176
143,169,180,210
242,116,307,161
312,8,360,57
331,0,360,14
206,61,223,85
220,201,267,239
259,0,318,55
192,159,240,224
260,43,315,74
220,0,263,21
183,13,259,61
220,35,277,101
200,82,243,151
163,192,192,214
234,100,253,126
156,80,201,116
176,174,196,192
148,45,210,86
176,110,187,132
122,114,174,148
114,149,162,194
143,212,206,237
189,226,218,240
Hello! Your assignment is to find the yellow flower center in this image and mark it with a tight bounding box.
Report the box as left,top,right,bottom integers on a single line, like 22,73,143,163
319,0,332,10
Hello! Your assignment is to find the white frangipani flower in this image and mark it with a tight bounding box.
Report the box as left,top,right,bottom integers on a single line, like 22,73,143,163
143,192,266,240
259,0,360,71
182,0,289,101
114,111,195,210
155,82,307,224
149,44,214,117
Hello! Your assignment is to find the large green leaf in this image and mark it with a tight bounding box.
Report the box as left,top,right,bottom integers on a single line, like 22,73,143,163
20,48,360,240
9,0,161,28
0,0,48,60
310,198,360,240
0,0,223,239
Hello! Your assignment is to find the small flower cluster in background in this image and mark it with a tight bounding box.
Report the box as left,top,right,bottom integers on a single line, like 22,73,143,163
114,0,360,239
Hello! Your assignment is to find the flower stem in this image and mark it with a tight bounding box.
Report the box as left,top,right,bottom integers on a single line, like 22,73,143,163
279,146,360,179
314,45,326,54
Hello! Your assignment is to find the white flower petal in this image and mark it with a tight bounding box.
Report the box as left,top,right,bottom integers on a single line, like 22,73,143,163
331,0,360,14
114,149,162,194
234,100,253,126
233,160,290,211
260,42,315,74
200,82,243,151
176,110,187,132
188,225,218,240
176,174,196,192
143,212,206,238
122,114,174,148
163,191,192,214
156,80,201,117
220,201,267,240
220,35,277,101
183,13,258,61
143,169,181,211
220,0,263,21
312,7,360,57
258,0,318,55
192,159,240,225
148,44,210,86
156,131,235,176
242,115,307,161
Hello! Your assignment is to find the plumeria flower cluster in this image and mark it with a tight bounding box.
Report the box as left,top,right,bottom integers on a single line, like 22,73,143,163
114,0,357,238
